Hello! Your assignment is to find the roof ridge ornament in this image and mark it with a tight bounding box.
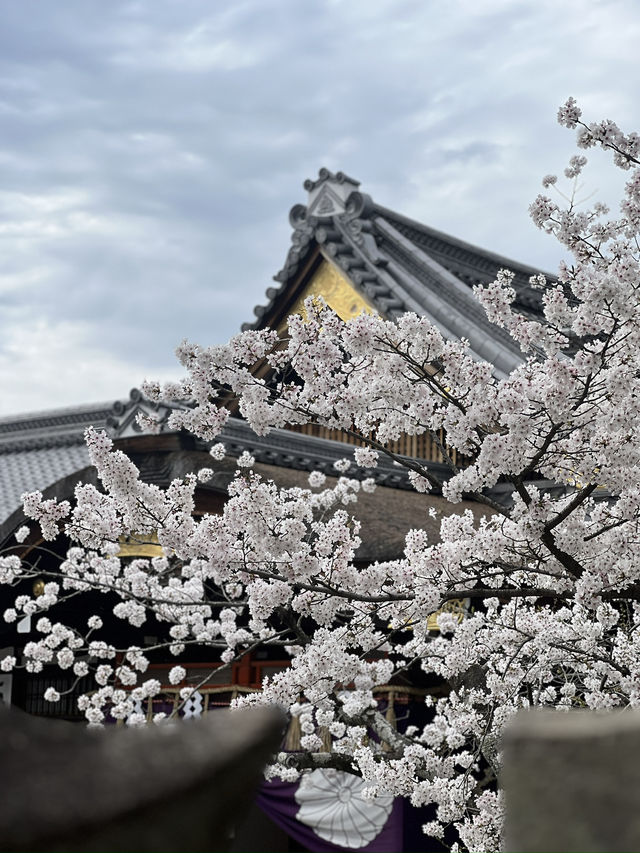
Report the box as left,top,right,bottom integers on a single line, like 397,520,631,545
303,168,361,220
107,388,178,438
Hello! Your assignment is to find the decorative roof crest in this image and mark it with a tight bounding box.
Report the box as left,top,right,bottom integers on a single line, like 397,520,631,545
106,388,178,438
303,168,360,219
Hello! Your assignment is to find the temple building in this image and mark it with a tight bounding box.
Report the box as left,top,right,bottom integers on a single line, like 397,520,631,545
0,169,547,851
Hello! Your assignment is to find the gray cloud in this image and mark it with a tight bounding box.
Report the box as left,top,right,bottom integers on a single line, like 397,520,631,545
1,0,639,413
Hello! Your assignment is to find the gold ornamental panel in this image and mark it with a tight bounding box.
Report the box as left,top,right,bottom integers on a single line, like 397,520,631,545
284,257,376,326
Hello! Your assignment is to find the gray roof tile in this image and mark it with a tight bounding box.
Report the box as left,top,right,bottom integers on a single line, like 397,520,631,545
0,443,91,522
0,401,115,526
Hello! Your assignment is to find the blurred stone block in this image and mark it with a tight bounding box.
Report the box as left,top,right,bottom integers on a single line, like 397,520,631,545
503,709,640,853
0,706,283,852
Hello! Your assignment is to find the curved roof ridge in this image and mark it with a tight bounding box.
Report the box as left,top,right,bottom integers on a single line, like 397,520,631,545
0,400,115,429
373,202,556,282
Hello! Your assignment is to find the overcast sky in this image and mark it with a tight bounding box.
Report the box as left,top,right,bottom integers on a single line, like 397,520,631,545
1,0,639,416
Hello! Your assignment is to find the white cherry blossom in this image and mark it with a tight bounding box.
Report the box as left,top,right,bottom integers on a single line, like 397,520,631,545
4,101,640,850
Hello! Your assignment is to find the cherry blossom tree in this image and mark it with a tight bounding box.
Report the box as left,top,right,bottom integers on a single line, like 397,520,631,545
3,99,640,850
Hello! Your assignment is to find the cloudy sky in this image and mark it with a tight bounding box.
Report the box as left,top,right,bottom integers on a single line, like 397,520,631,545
1,0,639,416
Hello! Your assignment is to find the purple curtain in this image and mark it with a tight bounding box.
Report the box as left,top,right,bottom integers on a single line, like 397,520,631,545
256,778,403,852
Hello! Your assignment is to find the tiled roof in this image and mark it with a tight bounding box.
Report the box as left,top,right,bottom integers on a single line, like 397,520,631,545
244,168,554,378
0,444,91,524
0,401,114,526
0,402,113,453
0,388,454,535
